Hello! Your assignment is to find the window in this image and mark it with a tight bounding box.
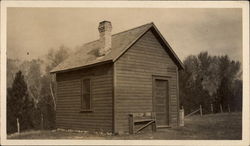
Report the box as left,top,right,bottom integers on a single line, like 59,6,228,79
81,78,92,111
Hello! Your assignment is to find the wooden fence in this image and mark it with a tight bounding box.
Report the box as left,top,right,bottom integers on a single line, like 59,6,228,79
184,103,231,118
185,105,203,118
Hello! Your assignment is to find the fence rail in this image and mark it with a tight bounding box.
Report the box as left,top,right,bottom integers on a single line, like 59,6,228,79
185,104,203,118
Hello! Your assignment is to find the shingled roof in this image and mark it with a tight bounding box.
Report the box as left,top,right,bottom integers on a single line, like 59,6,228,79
51,22,183,73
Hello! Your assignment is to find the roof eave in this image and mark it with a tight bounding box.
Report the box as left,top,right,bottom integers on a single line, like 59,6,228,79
50,59,113,74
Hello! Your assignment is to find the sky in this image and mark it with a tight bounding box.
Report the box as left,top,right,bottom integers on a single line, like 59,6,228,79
7,8,242,62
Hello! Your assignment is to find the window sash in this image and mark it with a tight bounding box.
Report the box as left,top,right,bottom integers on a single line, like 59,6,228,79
81,78,91,111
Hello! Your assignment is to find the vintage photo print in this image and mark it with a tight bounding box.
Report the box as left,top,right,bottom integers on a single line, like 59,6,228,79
1,1,249,146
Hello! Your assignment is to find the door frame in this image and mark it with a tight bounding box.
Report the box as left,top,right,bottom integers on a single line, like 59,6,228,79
152,75,171,127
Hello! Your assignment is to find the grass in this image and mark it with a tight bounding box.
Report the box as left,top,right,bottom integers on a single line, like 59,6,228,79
7,112,242,140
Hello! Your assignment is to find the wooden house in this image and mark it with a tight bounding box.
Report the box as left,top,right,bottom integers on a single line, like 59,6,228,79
51,21,184,134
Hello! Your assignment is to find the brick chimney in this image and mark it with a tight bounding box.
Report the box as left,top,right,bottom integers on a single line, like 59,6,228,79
98,21,112,56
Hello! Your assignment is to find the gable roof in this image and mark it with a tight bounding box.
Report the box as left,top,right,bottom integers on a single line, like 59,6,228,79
51,22,184,73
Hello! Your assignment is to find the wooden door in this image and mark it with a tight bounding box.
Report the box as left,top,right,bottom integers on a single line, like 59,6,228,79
154,79,169,126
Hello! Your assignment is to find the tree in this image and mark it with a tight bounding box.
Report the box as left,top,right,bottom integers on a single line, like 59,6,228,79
38,75,56,129
180,55,207,114
179,52,242,114
7,45,71,132
46,45,70,73
7,59,22,88
44,45,71,109
7,71,35,133
7,87,16,133
216,55,241,111
26,59,43,105
231,79,242,111
36,45,70,129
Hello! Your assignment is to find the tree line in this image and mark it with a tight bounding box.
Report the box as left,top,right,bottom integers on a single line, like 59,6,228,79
7,46,70,134
179,52,242,114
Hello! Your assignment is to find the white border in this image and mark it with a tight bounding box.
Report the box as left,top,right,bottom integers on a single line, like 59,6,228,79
1,1,249,146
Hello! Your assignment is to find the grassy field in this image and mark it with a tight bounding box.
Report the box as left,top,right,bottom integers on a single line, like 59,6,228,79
7,112,242,140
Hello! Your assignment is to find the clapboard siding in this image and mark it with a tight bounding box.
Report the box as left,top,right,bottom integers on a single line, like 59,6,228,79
114,30,178,132
56,63,113,132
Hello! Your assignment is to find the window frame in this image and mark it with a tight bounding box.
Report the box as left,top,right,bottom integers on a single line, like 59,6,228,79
80,77,93,112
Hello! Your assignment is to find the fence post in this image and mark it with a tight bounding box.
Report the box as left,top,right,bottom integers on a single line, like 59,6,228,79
179,108,184,126
200,105,203,116
129,114,134,134
17,118,20,134
152,112,156,132
228,104,231,113
211,103,214,113
220,104,223,113
41,113,44,130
